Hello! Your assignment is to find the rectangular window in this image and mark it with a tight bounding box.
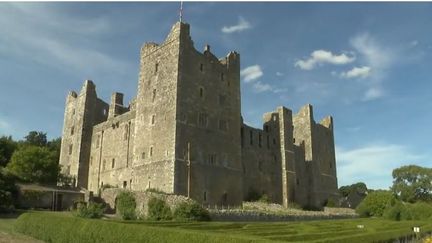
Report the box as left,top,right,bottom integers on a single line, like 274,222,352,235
154,63,159,74
249,131,253,145
151,115,155,125
68,144,73,155
96,135,100,148
150,147,153,157
198,112,208,127
112,158,115,168
258,133,262,148
152,89,156,102
219,120,228,131
218,95,226,106
71,126,74,135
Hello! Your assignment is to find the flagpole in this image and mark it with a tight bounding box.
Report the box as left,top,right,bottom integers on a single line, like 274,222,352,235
179,1,183,23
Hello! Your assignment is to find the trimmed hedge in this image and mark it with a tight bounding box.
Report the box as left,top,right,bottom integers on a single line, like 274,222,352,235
14,212,253,243
173,202,210,221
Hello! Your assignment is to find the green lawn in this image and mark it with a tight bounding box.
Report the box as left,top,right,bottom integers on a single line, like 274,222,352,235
13,212,432,242
0,213,42,243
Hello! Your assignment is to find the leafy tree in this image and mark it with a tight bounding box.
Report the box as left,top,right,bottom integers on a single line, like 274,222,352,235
173,201,210,221
339,182,368,197
147,197,172,221
356,190,394,217
0,136,17,167
0,168,17,212
391,165,432,203
6,145,59,184
24,131,47,147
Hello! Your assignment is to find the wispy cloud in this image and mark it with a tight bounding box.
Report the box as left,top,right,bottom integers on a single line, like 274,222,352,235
221,17,251,34
350,33,394,101
336,143,425,189
295,50,355,70
340,66,371,79
240,65,263,82
276,72,284,77
0,3,132,74
253,81,273,93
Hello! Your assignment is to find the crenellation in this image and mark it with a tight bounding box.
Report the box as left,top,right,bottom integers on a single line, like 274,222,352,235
59,21,338,209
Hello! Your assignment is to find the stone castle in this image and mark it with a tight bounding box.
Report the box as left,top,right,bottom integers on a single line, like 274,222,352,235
59,21,338,208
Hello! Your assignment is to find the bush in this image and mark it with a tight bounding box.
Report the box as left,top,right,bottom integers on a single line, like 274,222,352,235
384,201,432,221
145,188,167,194
14,212,246,243
147,197,172,221
325,198,337,208
75,201,104,219
173,202,210,221
0,168,17,213
258,194,270,203
356,190,394,217
116,191,136,220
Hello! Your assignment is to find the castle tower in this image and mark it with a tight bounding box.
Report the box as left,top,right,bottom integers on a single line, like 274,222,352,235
59,80,106,188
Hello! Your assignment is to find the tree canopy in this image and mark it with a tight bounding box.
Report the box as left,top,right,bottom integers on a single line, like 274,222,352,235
6,145,60,184
0,136,17,167
24,131,47,147
391,164,432,203
339,182,368,197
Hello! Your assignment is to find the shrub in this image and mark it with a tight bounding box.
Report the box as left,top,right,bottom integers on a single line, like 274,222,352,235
173,201,210,221
14,212,247,242
145,188,167,194
258,194,270,203
116,191,137,220
75,201,104,219
356,190,394,217
325,198,337,208
147,197,172,221
0,168,17,213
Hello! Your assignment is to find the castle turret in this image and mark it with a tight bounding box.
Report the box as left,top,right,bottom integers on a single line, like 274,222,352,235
59,80,101,188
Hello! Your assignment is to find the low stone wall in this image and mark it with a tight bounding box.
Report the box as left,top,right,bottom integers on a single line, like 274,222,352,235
100,188,193,218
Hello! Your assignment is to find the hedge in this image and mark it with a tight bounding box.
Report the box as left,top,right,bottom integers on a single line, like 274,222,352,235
14,212,254,243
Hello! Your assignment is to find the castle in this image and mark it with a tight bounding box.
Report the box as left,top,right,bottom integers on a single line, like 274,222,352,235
59,21,339,208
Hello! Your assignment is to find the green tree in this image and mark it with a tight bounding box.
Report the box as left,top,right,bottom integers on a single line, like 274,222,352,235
6,146,59,184
0,136,17,167
0,168,17,212
356,190,394,217
24,131,47,147
339,182,368,197
391,165,432,203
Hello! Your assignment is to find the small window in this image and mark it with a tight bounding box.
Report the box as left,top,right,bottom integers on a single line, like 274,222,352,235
219,120,228,131
208,154,217,164
218,95,226,106
124,124,129,140
71,126,74,135
68,144,73,155
123,181,127,188
264,125,269,132
199,87,204,98
273,115,277,121
200,63,203,72
293,138,295,143
112,158,115,168
96,135,100,148
72,109,75,115
102,160,106,171
273,138,276,145
240,127,244,148
141,152,146,159
203,191,207,201
330,163,333,169
151,115,155,125
198,112,208,127
150,146,153,157
249,130,253,145
90,156,93,166
103,109,107,116
155,63,159,74
152,89,156,102
258,133,262,148
221,73,224,81
296,178,300,185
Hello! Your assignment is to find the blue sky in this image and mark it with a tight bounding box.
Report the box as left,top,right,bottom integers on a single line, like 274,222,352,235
1,2,431,189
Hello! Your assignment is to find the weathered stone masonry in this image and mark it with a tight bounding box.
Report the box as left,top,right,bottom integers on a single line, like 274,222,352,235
59,21,339,209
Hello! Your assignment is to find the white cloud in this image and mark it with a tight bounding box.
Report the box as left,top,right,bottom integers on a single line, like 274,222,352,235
221,17,251,34
336,143,425,189
295,50,355,70
409,40,419,48
362,87,384,101
240,65,263,82
0,3,131,74
253,81,273,93
340,66,371,79
276,72,284,77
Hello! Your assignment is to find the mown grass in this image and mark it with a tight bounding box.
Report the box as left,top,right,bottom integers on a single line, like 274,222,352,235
14,211,432,242
0,213,42,243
